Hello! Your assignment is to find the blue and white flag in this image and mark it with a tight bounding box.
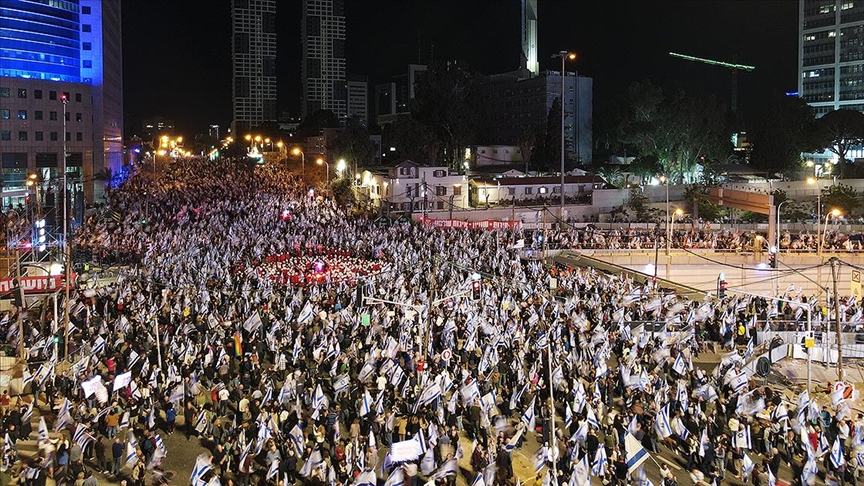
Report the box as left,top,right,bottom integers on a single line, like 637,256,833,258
125,440,138,468
521,397,536,430
266,459,280,481
831,436,846,468
624,433,649,473
571,454,590,486
672,353,687,376
771,403,789,422
732,426,751,450
564,402,573,429
333,374,350,394
586,404,600,430
741,453,754,480
354,470,377,486
312,384,326,410
654,405,673,439
729,371,749,393
288,423,304,454
360,390,373,417
297,302,314,325
190,454,212,486
592,445,608,476
416,382,441,408
38,416,48,441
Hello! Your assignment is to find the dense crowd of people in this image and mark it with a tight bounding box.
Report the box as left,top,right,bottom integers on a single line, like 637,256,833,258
1,157,862,486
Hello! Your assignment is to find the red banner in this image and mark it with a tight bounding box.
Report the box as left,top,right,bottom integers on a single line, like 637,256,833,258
0,275,76,295
421,218,520,230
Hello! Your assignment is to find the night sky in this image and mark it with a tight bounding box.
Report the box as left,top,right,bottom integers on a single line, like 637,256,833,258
121,0,798,138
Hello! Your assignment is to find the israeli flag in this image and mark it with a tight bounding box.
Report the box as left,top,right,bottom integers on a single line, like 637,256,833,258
802,456,818,486
288,423,304,454
654,405,673,439
261,387,273,406
771,403,789,422
744,338,754,359
416,382,441,408
521,397,536,430
360,390,373,417
733,426,751,450
741,453,754,480
266,459,279,481
672,416,689,440
311,384,325,410
297,302,314,325
333,374,350,394
729,371,749,393
624,433,649,474
125,440,138,468
564,402,573,429
592,445,608,476
586,405,600,430
831,436,846,468
38,417,48,441
190,454,213,486
92,336,105,355
672,353,687,376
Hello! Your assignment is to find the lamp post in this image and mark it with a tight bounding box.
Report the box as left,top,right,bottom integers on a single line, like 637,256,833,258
660,175,670,255
671,208,683,247
820,209,841,256
292,148,305,179
60,93,70,360
807,177,822,253
317,158,330,182
553,50,576,214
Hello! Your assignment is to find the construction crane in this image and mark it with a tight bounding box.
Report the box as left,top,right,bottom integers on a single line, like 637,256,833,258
669,52,755,112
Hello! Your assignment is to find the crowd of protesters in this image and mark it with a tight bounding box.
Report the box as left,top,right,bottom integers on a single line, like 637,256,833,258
0,157,862,486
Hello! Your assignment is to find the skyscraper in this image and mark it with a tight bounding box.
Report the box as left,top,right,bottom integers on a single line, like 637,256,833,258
521,0,538,76
0,0,123,204
301,0,347,119
799,0,864,164
231,0,277,136
798,0,864,116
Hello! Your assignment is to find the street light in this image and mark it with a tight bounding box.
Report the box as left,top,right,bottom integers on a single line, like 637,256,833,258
820,208,842,256
552,50,577,216
292,147,305,179
317,158,330,181
660,175,670,255
336,159,347,177
807,177,823,255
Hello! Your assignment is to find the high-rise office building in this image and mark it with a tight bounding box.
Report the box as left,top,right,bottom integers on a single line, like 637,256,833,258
799,0,864,115
0,0,123,205
301,0,346,119
346,75,368,126
799,0,864,164
231,0,277,136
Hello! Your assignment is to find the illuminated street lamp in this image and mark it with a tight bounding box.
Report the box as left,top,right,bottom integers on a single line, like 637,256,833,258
317,158,330,181
820,208,842,256
337,159,347,177
552,50,577,215
292,148,305,178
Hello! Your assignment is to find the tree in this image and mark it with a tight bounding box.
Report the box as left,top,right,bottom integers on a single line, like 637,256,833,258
410,61,486,169
613,81,729,183
297,110,340,138
381,115,440,164
750,96,817,177
541,98,562,172
517,131,536,173
595,166,625,188
330,177,355,207
815,109,864,175
822,183,860,216
332,116,375,176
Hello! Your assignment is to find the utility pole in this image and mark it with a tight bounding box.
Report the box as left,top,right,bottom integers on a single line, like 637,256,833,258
830,257,844,381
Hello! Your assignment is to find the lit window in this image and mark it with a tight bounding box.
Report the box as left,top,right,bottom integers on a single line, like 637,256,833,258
842,2,854,10
17,110,26,120
829,30,837,37
17,89,26,99
0,109,8,120
539,186,548,194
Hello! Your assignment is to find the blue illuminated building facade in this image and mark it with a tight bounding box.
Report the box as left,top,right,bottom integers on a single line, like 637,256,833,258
0,0,123,205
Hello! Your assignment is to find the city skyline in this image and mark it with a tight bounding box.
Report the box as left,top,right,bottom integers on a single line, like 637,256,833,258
122,0,797,136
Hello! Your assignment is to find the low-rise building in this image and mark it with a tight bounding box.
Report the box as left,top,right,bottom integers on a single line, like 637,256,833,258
358,158,469,214
469,175,604,207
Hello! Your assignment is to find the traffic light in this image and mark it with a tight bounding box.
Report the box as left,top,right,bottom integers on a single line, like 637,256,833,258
471,279,481,301
768,249,776,269
717,273,727,299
